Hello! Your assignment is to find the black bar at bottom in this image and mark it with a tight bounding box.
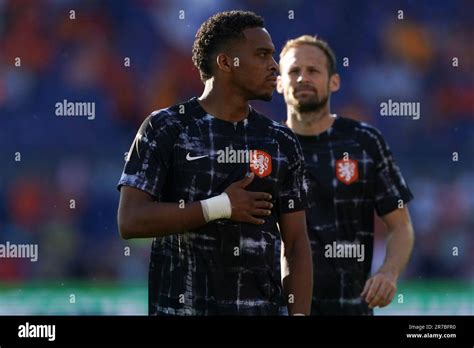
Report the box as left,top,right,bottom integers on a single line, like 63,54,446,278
0,316,472,346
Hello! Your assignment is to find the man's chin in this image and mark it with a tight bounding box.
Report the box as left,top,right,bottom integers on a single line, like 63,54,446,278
296,101,326,113
295,95,328,113
253,92,273,102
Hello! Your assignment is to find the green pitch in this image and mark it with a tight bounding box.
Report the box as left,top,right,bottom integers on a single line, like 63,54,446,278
0,280,471,315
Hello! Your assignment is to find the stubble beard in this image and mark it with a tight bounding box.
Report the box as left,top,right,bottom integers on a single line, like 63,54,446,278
295,93,328,113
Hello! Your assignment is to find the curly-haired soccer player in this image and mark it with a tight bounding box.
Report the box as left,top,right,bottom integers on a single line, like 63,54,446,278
117,11,312,315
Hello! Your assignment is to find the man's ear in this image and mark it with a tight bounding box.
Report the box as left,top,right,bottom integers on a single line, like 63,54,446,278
216,53,232,73
329,73,340,92
276,75,284,94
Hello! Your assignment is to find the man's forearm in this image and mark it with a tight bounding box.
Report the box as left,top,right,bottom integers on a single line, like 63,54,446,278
281,238,313,315
378,223,414,278
119,201,207,239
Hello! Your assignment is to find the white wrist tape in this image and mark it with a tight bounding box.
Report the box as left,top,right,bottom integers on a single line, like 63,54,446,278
200,192,232,222
292,313,306,316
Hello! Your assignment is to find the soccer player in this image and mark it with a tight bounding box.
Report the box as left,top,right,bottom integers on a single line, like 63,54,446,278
277,35,415,315
117,11,312,315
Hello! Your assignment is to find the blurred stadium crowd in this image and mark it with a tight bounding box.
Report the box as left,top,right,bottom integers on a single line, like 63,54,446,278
0,0,472,284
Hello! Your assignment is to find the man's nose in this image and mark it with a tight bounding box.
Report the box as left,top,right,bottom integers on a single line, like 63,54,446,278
297,71,310,83
270,56,279,73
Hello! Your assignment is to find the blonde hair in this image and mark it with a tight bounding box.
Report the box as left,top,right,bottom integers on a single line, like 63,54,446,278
279,35,337,75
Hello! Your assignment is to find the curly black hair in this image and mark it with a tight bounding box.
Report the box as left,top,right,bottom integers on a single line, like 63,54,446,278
192,11,264,81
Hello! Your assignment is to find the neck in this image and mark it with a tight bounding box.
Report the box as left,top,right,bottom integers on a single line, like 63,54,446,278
198,78,249,122
286,104,336,136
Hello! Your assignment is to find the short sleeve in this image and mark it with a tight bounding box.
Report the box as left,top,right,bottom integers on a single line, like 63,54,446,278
276,130,310,215
370,129,414,216
117,111,180,199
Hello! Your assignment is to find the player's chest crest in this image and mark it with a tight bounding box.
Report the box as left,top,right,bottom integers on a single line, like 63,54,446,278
335,158,359,184
216,147,273,178
249,149,272,178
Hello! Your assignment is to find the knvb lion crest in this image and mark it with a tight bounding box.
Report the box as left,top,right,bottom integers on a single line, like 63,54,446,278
249,150,272,178
336,158,358,184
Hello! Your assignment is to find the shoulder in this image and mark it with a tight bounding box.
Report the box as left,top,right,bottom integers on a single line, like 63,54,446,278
139,98,200,137
337,116,383,139
337,116,389,151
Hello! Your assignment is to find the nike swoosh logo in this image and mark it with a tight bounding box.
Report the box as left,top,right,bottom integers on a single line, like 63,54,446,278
186,153,209,161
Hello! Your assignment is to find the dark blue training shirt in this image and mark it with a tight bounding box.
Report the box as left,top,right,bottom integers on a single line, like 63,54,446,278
298,115,413,315
118,97,309,315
